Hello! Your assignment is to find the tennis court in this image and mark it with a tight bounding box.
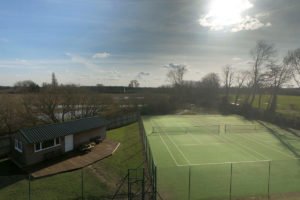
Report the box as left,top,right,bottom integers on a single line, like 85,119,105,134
142,115,300,200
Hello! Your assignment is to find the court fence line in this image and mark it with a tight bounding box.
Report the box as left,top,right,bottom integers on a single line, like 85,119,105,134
141,120,300,200
156,159,300,200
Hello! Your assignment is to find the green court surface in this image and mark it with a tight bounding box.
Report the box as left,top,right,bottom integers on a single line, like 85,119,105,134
142,115,300,200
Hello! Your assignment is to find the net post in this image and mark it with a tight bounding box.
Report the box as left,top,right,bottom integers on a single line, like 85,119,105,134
229,163,233,200
267,160,271,200
188,166,191,200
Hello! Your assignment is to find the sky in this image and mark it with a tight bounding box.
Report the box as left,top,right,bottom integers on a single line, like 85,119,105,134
0,0,300,87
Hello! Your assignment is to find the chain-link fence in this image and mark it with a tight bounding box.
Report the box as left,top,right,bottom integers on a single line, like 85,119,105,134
0,167,123,200
155,159,300,200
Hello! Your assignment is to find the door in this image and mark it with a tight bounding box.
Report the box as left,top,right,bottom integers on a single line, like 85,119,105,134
65,135,74,152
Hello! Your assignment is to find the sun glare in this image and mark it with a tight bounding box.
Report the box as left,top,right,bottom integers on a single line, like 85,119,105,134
201,0,253,29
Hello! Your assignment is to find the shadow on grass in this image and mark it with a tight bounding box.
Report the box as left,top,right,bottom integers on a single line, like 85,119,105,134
258,122,300,158
0,159,27,189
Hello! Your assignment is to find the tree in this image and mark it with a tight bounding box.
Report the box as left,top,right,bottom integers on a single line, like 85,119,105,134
128,80,140,88
166,64,187,86
266,59,294,113
0,96,23,134
248,40,277,105
199,73,220,107
51,72,58,87
14,80,39,93
234,71,249,105
34,88,60,123
284,49,300,87
222,65,234,101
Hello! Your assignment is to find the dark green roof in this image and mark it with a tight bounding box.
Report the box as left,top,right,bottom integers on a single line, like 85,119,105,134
19,117,107,143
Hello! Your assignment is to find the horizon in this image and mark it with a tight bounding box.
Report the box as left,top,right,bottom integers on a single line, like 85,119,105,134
1,0,300,87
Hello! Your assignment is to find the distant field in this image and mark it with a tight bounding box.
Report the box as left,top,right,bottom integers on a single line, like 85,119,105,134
230,95,300,117
143,115,300,200
0,123,143,200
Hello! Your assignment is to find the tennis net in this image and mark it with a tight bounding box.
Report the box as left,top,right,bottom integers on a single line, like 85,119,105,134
225,124,268,134
150,125,220,136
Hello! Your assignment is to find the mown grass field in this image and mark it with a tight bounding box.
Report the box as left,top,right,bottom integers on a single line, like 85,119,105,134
230,95,300,117
143,115,300,200
0,123,143,200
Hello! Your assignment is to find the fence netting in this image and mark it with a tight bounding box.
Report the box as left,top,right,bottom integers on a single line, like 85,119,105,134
153,159,300,200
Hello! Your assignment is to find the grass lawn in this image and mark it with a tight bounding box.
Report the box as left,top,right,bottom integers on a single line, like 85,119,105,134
0,122,144,200
230,95,300,117
143,115,300,200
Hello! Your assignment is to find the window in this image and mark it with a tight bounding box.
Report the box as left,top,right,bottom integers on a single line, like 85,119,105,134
55,137,60,145
35,143,41,151
42,139,55,149
15,139,23,153
34,137,60,152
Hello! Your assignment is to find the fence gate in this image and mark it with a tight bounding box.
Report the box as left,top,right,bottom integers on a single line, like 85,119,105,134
128,168,145,200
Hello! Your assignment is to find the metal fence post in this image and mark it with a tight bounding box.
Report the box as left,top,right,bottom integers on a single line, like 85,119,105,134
81,168,84,200
267,161,271,200
28,174,31,200
154,165,157,200
188,166,191,200
229,163,233,200
142,168,145,200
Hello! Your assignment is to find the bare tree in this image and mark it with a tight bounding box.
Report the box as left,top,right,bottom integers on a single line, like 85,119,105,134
128,80,140,88
248,40,277,105
166,64,187,86
266,60,294,112
222,65,235,101
60,85,79,121
234,71,249,105
284,49,300,87
34,88,60,123
0,96,23,134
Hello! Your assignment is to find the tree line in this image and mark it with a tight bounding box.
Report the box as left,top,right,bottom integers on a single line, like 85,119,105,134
166,40,300,115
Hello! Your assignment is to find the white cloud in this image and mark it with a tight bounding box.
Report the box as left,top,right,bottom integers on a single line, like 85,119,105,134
136,72,150,80
92,52,110,59
66,52,103,72
163,63,188,70
232,57,242,61
199,0,271,32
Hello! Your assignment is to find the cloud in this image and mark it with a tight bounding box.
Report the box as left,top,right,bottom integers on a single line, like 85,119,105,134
92,52,110,59
232,57,242,61
231,16,271,32
199,0,271,32
136,72,150,79
66,52,103,72
163,63,188,69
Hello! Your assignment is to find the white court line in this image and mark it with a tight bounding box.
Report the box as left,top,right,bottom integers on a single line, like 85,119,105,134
236,134,297,159
219,135,268,160
150,120,180,166
180,143,224,146
186,132,204,145
164,129,192,165
177,159,272,167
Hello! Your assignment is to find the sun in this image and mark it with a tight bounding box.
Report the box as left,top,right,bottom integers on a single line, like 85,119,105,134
200,0,253,30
